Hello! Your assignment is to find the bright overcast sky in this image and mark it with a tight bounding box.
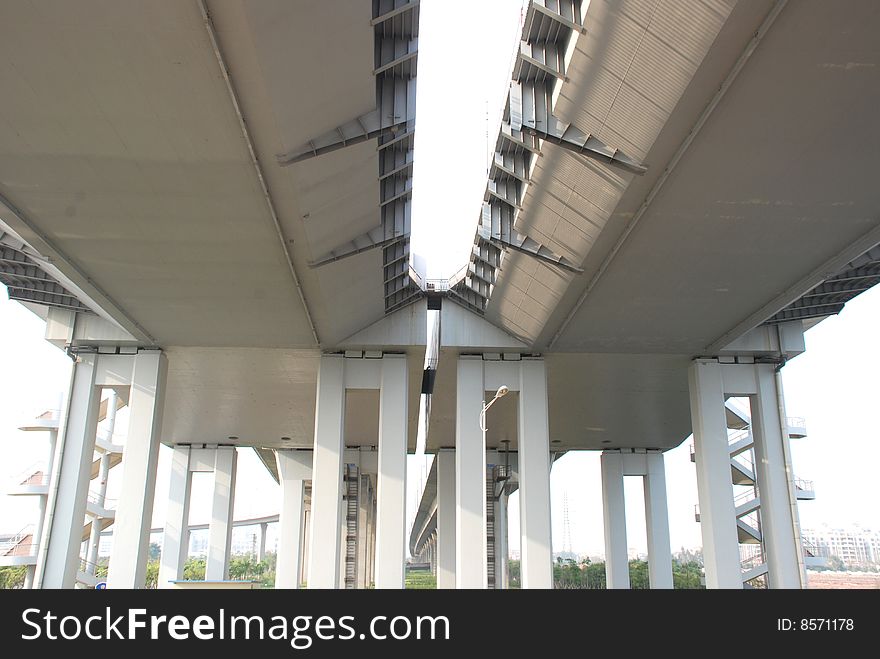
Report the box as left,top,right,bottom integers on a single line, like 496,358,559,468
2,0,880,560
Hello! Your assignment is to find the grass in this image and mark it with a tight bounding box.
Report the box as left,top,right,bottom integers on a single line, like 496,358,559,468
405,570,436,589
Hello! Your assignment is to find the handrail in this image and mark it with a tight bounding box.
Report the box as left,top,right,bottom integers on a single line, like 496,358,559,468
9,461,48,487
1,535,38,557
424,279,449,292
78,557,109,578
734,488,758,506
732,452,754,471
86,490,117,510
793,477,813,492
2,524,35,546
728,428,751,445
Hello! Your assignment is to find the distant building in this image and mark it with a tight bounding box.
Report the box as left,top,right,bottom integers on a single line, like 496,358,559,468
801,527,880,567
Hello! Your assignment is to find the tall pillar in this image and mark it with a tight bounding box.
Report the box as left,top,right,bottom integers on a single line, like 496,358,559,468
257,523,267,562
751,365,801,588
601,451,629,589
206,446,237,581
108,351,167,588
436,449,456,589
496,492,509,589
308,355,345,588
375,355,408,588
276,450,310,588
644,452,673,589
159,446,191,588
455,356,486,588
356,474,371,588
369,497,377,586
689,360,741,588
38,355,101,589
518,359,553,588
300,509,310,587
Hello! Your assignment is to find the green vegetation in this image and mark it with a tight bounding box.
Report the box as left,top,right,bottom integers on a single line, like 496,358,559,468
143,553,277,588
0,566,27,589
506,557,705,589
405,570,436,589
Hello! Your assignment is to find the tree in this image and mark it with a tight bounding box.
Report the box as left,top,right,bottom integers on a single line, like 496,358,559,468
508,559,521,588
629,559,649,589
145,560,159,589
0,566,26,589
148,543,161,560
183,558,206,581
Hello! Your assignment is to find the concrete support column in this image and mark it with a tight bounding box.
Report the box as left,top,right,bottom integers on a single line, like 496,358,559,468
308,355,345,588
370,497,377,585
257,523,267,562
436,449,456,589
751,365,801,588
300,509,310,587
518,359,553,589
108,351,167,588
601,451,629,589
159,446,191,588
375,355,408,588
455,357,486,588
206,447,237,581
276,450,311,588
39,355,100,589
689,360,741,589
496,492,509,589
356,475,370,588
644,452,673,589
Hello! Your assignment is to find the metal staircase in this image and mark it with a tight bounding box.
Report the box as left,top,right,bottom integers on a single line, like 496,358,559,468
692,400,817,588
486,466,496,589
343,464,359,590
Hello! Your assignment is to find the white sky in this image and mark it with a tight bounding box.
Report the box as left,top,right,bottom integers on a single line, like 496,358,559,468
2,0,880,560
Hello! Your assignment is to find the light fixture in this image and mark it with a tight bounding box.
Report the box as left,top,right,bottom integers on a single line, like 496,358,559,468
480,385,509,432
227,435,239,440
281,436,291,441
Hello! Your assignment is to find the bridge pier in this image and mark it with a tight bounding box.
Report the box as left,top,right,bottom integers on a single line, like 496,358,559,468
275,450,311,588
690,358,804,588
158,446,192,588
601,449,673,589
308,355,346,588
206,446,237,581
375,355,408,589
108,352,167,588
39,350,167,589
601,451,629,589
436,448,456,589
689,360,742,588
38,354,101,589
455,357,487,588
518,358,553,589
644,452,673,589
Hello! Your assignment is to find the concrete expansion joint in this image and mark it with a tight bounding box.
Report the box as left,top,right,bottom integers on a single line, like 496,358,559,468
694,354,783,366
65,344,160,356
341,350,401,359
481,352,524,361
